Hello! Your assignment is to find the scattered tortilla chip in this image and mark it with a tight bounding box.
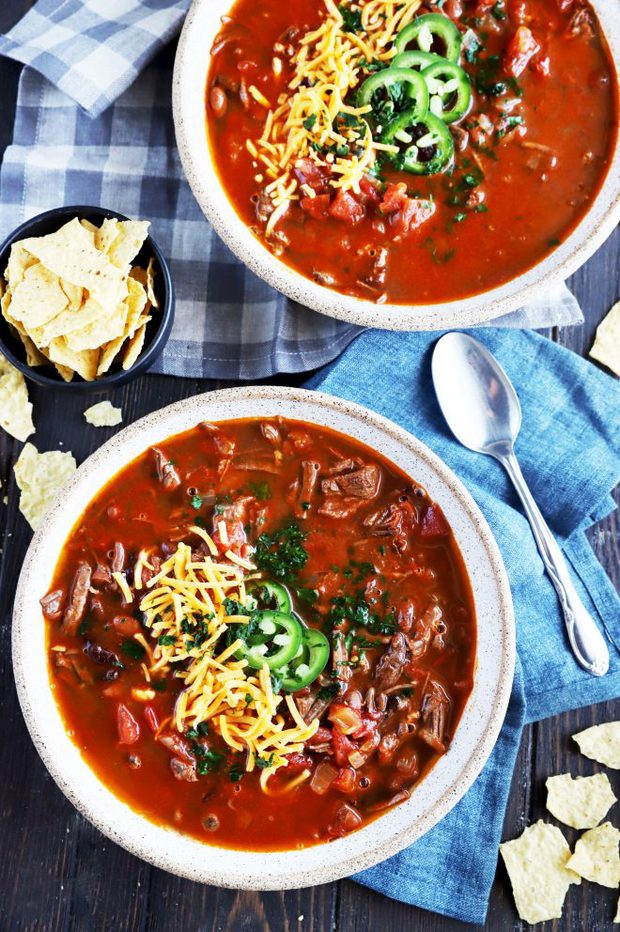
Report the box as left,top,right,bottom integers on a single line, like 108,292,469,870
573,722,620,769
0,355,35,441
566,822,620,888
500,821,580,924
589,301,620,377
546,773,616,829
83,400,123,427
14,442,76,530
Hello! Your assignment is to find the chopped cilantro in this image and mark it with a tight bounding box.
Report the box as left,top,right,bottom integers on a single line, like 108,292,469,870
195,750,224,775
302,114,317,131
249,481,272,501
229,763,245,782
190,493,202,510
317,682,340,702
256,753,276,769
338,4,364,33
186,722,210,740
496,115,524,139
120,639,146,661
158,634,177,646
151,679,167,692
255,522,309,581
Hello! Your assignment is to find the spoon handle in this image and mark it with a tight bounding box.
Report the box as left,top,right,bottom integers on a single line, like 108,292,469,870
500,450,609,677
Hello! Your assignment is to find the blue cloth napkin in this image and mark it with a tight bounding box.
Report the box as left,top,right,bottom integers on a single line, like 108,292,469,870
306,328,620,924
0,3,584,383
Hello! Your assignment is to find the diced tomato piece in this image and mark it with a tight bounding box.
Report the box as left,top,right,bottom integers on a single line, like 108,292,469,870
390,198,435,240
293,157,329,191
328,190,365,224
352,716,378,743
116,703,140,745
285,752,312,773
332,767,357,794
212,518,246,555
358,175,382,205
301,194,331,219
419,504,450,538
332,729,357,767
379,182,408,215
308,726,333,747
144,705,159,733
503,26,540,78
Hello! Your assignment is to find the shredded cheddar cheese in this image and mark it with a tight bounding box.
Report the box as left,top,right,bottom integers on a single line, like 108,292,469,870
251,0,422,233
138,540,318,784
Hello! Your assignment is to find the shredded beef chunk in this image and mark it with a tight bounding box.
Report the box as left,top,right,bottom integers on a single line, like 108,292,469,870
170,757,198,782
373,632,408,693
40,589,64,621
419,681,451,753
321,464,381,499
152,447,181,490
60,562,92,636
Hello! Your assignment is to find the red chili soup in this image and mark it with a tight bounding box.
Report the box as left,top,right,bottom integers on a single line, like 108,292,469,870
43,418,476,850
206,0,618,305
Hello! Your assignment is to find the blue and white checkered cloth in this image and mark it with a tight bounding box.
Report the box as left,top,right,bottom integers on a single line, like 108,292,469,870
0,0,584,380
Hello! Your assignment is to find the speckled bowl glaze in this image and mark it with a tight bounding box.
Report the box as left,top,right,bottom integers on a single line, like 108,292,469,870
12,387,514,888
172,0,620,331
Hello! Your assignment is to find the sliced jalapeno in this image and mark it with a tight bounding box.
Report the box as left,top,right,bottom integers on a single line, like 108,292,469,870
394,14,462,63
247,580,292,614
422,60,471,123
392,50,443,72
279,627,331,693
234,610,302,671
383,108,454,175
356,66,429,124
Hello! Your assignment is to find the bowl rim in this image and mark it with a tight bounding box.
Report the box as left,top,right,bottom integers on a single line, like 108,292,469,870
172,0,620,331
12,385,515,888
0,204,175,393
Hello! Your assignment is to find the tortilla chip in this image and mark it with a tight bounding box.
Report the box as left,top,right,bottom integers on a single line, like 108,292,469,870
6,241,37,286
14,442,76,530
97,336,126,377
83,400,123,427
573,722,620,769
19,333,47,367
54,362,75,382
145,256,159,308
47,338,99,381
8,263,68,327
0,355,35,441
566,822,620,888
79,219,98,235
589,301,620,377
19,218,126,308
105,220,150,271
65,302,128,352
615,895,620,923
546,773,616,829
500,821,580,924
124,275,148,334
33,293,111,346
121,320,149,370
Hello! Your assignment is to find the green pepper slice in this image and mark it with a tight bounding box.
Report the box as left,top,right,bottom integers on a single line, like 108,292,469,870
235,610,302,671
392,50,443,72
247,580,292,614
278,627,331,693
382,108,454,175
422,60,471,123
356,66,429,124
394,14,462,63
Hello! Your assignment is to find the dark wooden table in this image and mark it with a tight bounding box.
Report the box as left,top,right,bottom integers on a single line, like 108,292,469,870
0,3,618,929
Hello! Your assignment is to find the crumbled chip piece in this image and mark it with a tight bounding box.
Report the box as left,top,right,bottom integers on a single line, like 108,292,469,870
83,400,123,428
589,301,620,377
567,823,620,888
0,355,35,441
546,772,616,829
14,442,76,530
500,821,580,924
573,722,620,769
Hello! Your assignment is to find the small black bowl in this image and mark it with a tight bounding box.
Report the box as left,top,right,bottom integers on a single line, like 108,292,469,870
0,205,175,393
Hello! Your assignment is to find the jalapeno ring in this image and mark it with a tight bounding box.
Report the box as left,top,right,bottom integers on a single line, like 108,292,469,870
422,60,471,123
356,66,429,123
234,610,302,671
279,627,331,692
382,108,455,175
395,13,463,63
247,580,292,614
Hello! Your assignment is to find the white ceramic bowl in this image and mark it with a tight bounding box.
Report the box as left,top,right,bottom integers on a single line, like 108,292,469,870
13,387,514,887
172,0,620,331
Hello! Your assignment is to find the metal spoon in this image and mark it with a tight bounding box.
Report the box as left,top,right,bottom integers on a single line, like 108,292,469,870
431,332,609,677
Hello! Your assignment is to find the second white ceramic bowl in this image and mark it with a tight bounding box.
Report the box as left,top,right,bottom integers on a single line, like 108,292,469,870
13,387,514,887
173,0,620,331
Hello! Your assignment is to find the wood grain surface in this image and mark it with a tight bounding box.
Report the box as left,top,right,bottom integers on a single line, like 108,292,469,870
0,3,618,929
